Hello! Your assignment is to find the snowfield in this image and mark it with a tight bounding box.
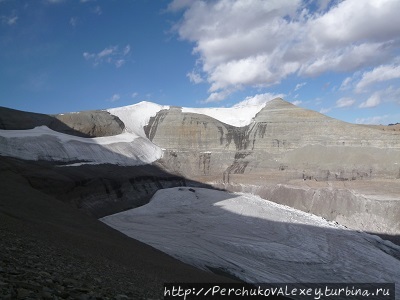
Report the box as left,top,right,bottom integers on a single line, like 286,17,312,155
182,103,266,127
109,100,267,129
107,101,170,138
0,101,268,165
101,187,400,293
0,126,162,166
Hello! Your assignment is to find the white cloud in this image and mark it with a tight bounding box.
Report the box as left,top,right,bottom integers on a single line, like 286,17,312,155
187,71,204,84
131,92,138,98
359,92,381,108
355,63,400,92
69,17,77,27
1,13,18,25
115,59,125,68
339,76,352,91
314,0,333,12
319,108,331,114
168,0,192,12
336,97,355,108
83,44,130,67
355,115,390,125
123,45,131,56
108,94,120,102
291,100,302,106
233,92,285,107
174,0,400,101
91,5,102,15
98,46,116,58
384,86,400,105
359,85,400,108
204,89,233,104
294,82,306,91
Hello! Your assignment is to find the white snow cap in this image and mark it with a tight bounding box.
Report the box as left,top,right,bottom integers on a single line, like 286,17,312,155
108,95,285,129
107,101,170,138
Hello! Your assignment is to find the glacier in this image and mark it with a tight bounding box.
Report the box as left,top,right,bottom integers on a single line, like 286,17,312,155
0,101,269,165
101,187,400,294
0,126,162,166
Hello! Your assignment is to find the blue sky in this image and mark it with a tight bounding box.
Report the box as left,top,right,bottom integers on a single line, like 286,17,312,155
1,0,400,125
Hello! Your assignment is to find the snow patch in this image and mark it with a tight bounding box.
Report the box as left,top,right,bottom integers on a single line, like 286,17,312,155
107,101,169,138
108,100,265,129
0,126,162,165
182,103,266,127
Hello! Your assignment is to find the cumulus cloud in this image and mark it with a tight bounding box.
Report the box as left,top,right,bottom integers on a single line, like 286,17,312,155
233,92,285,107
204,89,233,104
187,70,204,84
83,44,130,68
172,0,400,101
359,93,381,108
336,97,355,108
167,0,192,12
359,85,400,108
355,63,400,92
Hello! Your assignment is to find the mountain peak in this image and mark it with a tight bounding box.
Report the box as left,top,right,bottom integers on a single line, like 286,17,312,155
264,97,296,109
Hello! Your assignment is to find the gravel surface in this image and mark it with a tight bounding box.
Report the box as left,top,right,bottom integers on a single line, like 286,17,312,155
0,229,150,300
0,157,236,300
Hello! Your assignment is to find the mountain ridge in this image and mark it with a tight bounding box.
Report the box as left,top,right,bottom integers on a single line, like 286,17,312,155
1,98,399,236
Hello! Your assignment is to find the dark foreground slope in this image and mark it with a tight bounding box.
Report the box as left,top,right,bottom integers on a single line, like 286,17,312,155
0,158,235,300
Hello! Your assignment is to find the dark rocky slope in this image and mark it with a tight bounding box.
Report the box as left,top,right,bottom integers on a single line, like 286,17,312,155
1,98,399,298
0,156,206,218
0,156,236,299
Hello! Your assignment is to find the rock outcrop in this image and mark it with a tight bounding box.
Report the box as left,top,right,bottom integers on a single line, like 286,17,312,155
143,98,400,235
1,98,399,236
145,98,400,180
0,106,124,137
0,156,193,218
0,157,234,299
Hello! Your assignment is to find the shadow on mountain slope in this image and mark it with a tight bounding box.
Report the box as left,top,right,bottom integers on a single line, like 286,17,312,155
0,156,223,218
101,186,400,293
0,156,237,299
1,154,399,298
0,106,124,137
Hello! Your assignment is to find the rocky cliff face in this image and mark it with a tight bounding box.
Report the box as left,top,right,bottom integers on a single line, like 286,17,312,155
0,156,191,218
1,98,399,236
0,106,124,137
145,98,400,181
142,98,400,235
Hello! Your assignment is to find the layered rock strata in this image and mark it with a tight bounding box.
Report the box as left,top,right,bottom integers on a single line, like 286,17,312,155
144,98,400,234
0,106,124,137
